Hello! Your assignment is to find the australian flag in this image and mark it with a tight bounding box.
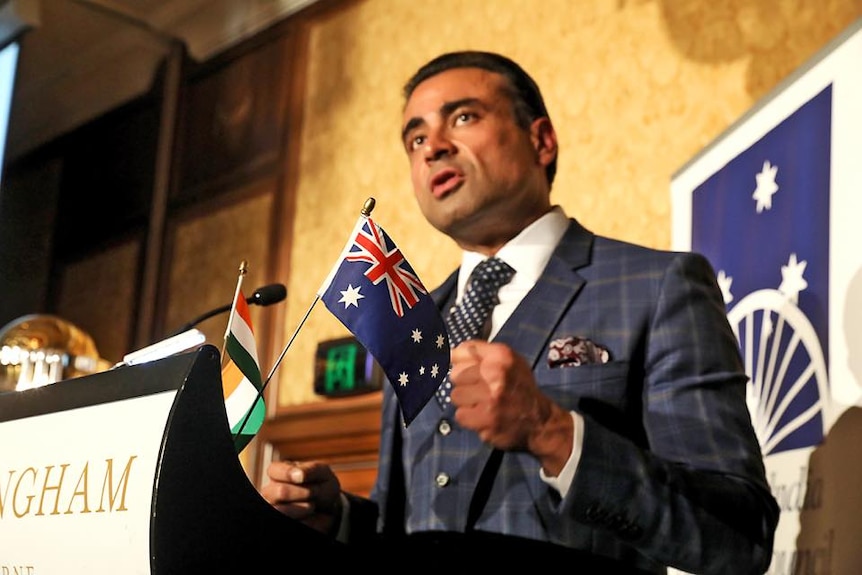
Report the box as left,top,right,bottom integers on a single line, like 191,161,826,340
319,215,450,425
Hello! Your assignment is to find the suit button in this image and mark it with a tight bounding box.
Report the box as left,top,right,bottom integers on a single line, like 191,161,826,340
438,419,452,435
435,472,450,487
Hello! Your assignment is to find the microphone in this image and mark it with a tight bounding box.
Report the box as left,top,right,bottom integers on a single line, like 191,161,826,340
167,283,287,337
247,283,287,307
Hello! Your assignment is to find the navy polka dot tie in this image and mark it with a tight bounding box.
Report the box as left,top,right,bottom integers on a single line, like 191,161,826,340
436,257,515,407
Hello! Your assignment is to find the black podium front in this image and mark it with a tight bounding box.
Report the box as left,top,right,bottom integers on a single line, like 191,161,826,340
0,344,353,573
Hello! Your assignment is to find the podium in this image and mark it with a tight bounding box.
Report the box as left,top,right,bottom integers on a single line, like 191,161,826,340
0,344,352,573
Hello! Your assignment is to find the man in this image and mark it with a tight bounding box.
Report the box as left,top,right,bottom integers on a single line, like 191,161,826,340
261,51,779,574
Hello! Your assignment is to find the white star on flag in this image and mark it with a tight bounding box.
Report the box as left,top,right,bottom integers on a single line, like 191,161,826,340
779,253,808,303
753,160,779,213
338,284,364,308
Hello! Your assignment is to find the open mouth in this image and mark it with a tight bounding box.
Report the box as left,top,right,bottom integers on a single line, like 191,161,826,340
430,168,464,198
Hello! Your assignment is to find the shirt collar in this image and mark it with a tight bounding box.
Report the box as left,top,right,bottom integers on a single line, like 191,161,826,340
457,205,569,297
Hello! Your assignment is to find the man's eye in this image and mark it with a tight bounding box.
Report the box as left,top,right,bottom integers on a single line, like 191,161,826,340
454,112,474,125
409,135,426,150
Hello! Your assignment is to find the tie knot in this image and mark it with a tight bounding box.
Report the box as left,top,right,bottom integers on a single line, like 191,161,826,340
469,257,515,295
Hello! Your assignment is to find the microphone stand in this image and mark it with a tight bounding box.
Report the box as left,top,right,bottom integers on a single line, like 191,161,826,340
165,283,287,339
168,304,232,338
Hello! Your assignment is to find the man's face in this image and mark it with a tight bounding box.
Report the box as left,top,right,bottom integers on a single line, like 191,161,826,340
401,67,556,252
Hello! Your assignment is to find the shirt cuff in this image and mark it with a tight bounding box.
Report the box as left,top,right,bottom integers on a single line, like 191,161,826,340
538,411,583,499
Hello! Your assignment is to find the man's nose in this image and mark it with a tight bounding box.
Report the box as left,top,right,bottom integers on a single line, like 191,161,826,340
423,129,456,161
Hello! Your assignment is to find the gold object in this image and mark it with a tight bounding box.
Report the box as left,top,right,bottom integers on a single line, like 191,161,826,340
361,197,376,217
0,314,112,393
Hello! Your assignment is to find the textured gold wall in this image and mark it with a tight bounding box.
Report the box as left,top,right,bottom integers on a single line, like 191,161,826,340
274,0,862,406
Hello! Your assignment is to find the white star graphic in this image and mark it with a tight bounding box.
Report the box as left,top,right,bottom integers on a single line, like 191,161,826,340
752,160,779,213
338,284,364,308
398,372,409,386
419,365,426,375
411,328,422,343
436,334,446,348
717,270,734,305
779,253,808,303
431,364,439,378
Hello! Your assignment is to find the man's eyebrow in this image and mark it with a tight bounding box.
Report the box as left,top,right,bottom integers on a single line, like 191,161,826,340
401,97,482,143
401,116,424,143
440,97,480,117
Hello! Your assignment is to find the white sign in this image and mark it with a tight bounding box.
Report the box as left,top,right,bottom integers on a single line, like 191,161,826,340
0,390,177,574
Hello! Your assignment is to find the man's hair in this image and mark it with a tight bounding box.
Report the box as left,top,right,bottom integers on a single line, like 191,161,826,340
403,50,557,187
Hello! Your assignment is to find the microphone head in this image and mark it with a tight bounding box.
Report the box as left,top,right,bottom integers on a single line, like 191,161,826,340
249,283,287,306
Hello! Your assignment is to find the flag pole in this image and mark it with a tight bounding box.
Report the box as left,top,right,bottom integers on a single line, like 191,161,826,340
221,259,248,365
233,290,320,448
261,296,318,388
260,197,376,389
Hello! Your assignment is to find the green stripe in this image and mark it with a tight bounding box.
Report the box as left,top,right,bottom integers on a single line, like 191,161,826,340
232,396,265,452
226,332,262,388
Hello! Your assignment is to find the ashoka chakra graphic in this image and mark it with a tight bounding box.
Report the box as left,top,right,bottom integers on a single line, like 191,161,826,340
726,289,830,456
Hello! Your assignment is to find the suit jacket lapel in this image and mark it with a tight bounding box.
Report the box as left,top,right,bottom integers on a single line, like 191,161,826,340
493,219,594,369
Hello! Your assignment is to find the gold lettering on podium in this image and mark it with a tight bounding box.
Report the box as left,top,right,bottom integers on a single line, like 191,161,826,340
0,565,36,574
96,456,135,513
0,456,137,519
37,463,69,515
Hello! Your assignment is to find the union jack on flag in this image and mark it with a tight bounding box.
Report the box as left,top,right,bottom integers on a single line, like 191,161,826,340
319,214,450,425
341,216,424,317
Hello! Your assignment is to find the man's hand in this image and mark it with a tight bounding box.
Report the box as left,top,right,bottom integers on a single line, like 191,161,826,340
259,460,343,536
448,340,574,476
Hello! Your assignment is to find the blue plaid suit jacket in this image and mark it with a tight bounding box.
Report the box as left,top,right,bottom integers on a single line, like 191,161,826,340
354,219,778,574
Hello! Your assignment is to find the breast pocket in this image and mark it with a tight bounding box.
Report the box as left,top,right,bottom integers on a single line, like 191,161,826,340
534,360,633,414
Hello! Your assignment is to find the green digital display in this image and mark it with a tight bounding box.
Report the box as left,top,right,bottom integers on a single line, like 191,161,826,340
323,341,358,393
314,336,382,397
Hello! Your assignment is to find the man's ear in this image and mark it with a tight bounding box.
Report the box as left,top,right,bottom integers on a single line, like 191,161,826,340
531,117,558,168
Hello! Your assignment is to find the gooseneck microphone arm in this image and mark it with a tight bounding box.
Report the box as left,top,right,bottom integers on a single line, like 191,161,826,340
167,283,287,337
174,303,232,334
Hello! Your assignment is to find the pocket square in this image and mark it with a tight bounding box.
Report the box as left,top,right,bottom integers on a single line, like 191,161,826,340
547,336,610,367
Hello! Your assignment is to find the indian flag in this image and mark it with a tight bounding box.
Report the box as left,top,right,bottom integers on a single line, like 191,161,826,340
221,290,265,452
